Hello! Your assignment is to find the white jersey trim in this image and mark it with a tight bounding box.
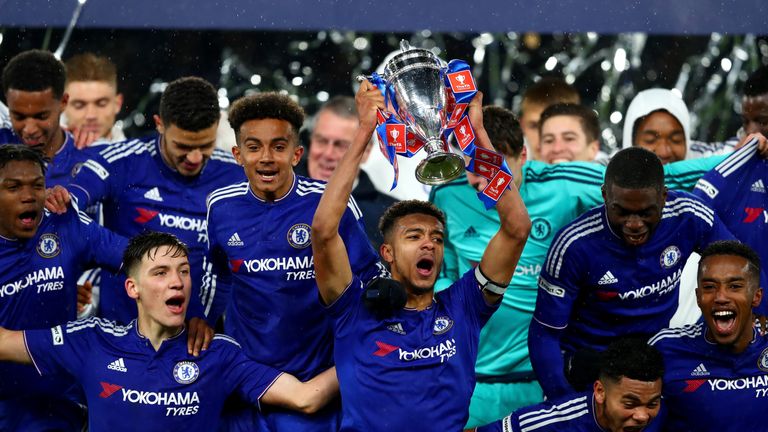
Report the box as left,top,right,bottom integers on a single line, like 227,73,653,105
648,323,703,345
545,213,604,278
517,395,590,432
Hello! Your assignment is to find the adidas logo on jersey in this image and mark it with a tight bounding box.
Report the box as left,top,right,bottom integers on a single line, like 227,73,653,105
751,179,766,193
386,323,406,335
107,358,128,373
598,271,618,285
691,363,709,377
143,187,163,202
227,233,244,247
463,226,478,238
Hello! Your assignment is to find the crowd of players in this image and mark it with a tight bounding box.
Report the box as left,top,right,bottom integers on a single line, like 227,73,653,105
0,47,766,431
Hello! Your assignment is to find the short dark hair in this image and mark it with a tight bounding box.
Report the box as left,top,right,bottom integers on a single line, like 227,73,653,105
379,200,446,242
521,76,581,112
539,103,600,143
122,231,189,278
228,92,305,143
605,147,665,192
2,49,66,98
159,76,219,132
744,66,768,98
483,106,524,158
65,53,118,88
0,144,48,176
599,338,664,384
698,240,761,289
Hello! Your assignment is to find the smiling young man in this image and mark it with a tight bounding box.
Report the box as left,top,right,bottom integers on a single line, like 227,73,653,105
538,103,601,165
474,338,664,432
0,231,339,432
1,49,96,188
205,92,385,431
649,240,768,431
529,147,735,400
311,83,530,431
45,76,244,328
0,144,127,431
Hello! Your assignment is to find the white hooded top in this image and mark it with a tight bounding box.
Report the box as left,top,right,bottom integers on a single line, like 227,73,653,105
621,88,691,153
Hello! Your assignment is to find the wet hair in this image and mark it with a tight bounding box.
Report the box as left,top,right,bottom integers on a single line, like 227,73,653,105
122,231,189,278
65,53,118,88
521,76,581,112
599,338,664,384
2,49,66,98
698,240,761,289
604,147,665,192
379,200,446,242
228,92,305,143
0,144,48,176
483,106,524,158
744,66,768,98
159,76,219,132
539,103,600,143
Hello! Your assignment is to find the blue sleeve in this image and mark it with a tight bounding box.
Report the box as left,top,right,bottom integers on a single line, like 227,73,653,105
341,197,388,284
326,276,365,340
528,318,573,399
664,154,728,192
698,207,736,249
218,337,282,409
534,240,582,329
23,324,88,379
67,150,116,209
72,201,127,272
202,208,231,325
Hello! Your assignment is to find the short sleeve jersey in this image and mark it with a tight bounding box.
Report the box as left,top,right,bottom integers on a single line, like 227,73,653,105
328,269,498,431
67,135,245,324
24,318,282,432
649,323,768,431
535,190,733,353
205,175,386,379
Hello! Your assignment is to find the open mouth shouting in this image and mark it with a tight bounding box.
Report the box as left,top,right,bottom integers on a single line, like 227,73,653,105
623,231,648,246
255,168,279,184
416,257,435,278
711,309,737,337
165,294,186,315
17,209,40,233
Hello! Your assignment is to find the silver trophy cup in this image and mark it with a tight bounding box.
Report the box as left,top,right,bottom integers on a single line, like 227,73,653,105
380,41,465,185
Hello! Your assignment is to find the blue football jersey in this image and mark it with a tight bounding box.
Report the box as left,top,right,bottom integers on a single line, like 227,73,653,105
67,135,245,324
0,127,94,188
328,269,497,431
692,140,768,308
535,190,734,353
24,318,282,432
206,175,384,377
649,323,768,431
206,176,385,431
0,202,126,430
476,391,605,432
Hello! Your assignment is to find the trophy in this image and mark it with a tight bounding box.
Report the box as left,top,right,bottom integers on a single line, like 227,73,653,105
362,41,466,185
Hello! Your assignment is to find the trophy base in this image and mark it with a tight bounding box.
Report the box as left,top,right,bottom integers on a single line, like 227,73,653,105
415,152,465,185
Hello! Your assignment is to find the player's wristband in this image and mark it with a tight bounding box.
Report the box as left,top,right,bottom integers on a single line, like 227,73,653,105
474,266,508,295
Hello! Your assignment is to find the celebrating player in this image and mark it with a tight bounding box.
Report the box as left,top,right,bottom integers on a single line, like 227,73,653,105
649,240,767,430
0,231,339,432
311,83,530,430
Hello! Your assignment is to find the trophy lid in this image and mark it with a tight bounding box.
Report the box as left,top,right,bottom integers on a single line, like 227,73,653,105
383,40,443,81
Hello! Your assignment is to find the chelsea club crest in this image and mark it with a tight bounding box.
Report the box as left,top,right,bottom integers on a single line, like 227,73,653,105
287,223,312,249
660,245,681,269
758,348,768,372
37,233,61,258
173,361,199,384
433,316,454,335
